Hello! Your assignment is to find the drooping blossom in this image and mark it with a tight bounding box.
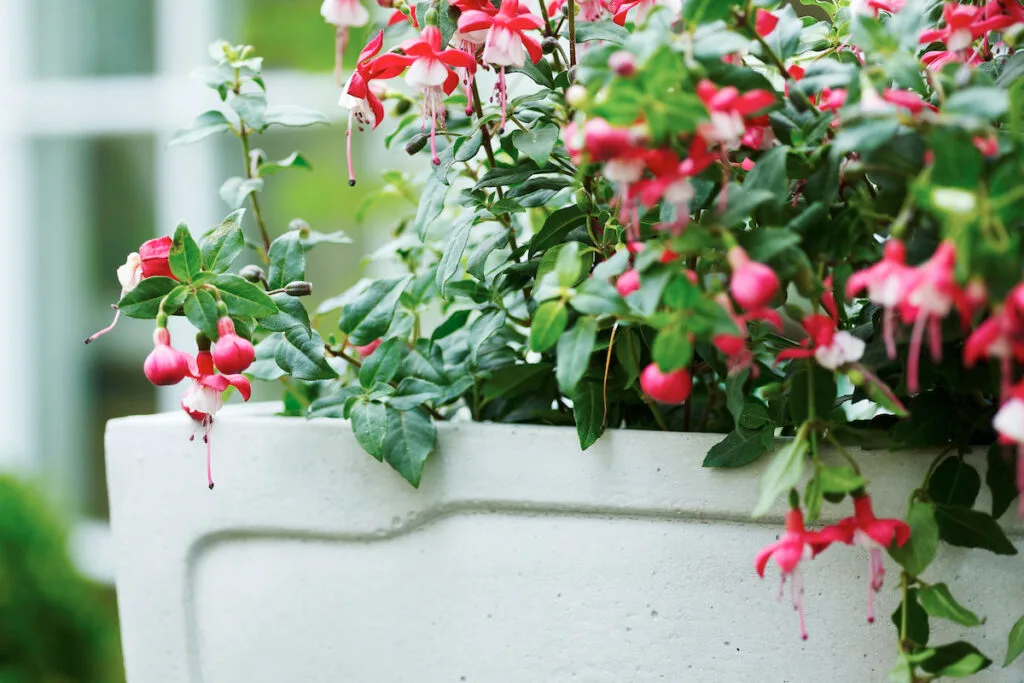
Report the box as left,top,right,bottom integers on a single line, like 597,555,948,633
755,507,847,640
964,282,1024,400
755,9,779,36
919,2,1013,51
696,80,776,150
727,246,780,311
847,240,914,359
814,87,847,114
182,348,252,489
993,380,1024,514
373,26,478,165
144,328,193,386
900,241,969,394
340,31,411,185
775,314,866,370
212,317,256,375
450,0,499,109
824,495,910,624
86,237,176,344
640,364,692,404
634,148,695,233
881,89,937,116
457,0,543,131
321,0,371,84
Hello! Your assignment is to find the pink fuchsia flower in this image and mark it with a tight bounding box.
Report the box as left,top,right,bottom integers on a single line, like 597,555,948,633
847,240,914,360
457,0,543,131
881,89,937,116
964,310,1024,401
813,87,847,115
727,246,780,311
900,241,969,394
87,236,177,345
354,339,383,356
696,80,776,150
341,31,408,186
755,8,779,36
775,314,866,370
635,149,695,233
616,269,641,297
850,0,905,16
755,507,847,640
144,328,193,386
919,2,1008,51
608,50,636,77
573,118,650,238
373,26,477,165
212,317,256,375
826,495,910,624
321,0,370,83
182,349,252,489
640,364,692,404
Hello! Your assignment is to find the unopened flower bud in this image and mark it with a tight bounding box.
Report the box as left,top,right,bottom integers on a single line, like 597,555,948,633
542,37,558,54
144,328,191,386
376,0,394,7
393,97,412,116
406,134,429,155
565,85,588,108
285,281,314,297
640,364,692,405
212,317,255,374
424,7,438,25
240,264,266,283
616,269,641,297
727,246,779,310
609,51,636,77
575,188,593,213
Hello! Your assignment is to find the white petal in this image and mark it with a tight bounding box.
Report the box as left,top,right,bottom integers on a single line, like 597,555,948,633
814,332,865,370
994,399,1024,444
321,0,369,26
483,27,526,67
117,253,142,293
405,58,449,90
603,158,645,184
182,384,223,418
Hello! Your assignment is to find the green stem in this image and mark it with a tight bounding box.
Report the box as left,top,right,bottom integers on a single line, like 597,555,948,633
238,126,272,258
567,0,577,67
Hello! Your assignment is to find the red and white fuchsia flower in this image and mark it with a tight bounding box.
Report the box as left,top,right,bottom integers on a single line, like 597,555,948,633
847,240,913,359
776,314,866,371
321,0,370,83
696,80,775,151
457,0,543,131
88,236,176,344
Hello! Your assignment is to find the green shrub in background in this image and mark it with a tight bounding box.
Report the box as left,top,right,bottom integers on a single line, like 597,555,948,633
0,476,121,683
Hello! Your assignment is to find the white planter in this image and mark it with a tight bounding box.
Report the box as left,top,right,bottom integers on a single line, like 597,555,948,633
106,404,1024,683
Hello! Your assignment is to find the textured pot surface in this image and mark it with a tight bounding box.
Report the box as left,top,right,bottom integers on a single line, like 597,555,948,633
106,404,1024,683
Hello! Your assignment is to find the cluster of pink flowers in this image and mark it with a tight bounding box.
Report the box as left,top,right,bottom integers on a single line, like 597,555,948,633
757,496,910,639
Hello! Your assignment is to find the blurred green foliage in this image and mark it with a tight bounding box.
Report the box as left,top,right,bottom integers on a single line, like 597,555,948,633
242,0,375,71
0,476,122,683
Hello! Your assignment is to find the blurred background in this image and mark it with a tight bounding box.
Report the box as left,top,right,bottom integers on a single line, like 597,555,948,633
0,1,388,678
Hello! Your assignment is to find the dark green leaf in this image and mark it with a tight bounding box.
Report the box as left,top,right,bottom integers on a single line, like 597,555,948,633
652,322,693,372
510,124,559,165
890,501,939,576
359,338,406,389
247,333,286,381
987,443,1018,519
117,277,178,318
703,426,774,468
436,211,478,292
920,641,991,678
259,293,312,335
168,224,203,282
212,273,277,317
389,378,445,411
339,277,411,345
556,317,598,394
200,210,245,273
743,146,789,208
184,289,219,340
934,505,1017,555
891,588,930,648
918,583,982,627
530,205,587,255
572,381,605,450
275,327,338,380
945,87,1009,120
789,364,837,424
351,401,387,460
928,457,981,508
817,466,866,494
383,406,436,487
267,231,305,290
529,300,569,352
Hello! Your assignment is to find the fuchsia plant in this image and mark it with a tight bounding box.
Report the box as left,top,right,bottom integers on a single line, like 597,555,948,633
88,0,1024,677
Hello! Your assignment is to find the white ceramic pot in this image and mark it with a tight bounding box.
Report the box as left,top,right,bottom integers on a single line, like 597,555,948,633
106,404,1024,683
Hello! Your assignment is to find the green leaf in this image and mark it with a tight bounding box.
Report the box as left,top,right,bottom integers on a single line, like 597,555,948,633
259,293,312,335
890,501,939,576
258,151,313,176
917,583,982,627
184,289,219,340
572,381,605,450
247,333,286,381
389,377,445,411
168,224,203,282
530,205,587,255
510,124,559,165
920,642,991,678
338,277,411,346
817,466,866,494
703,426,774,468
117,277,178,318
987,443,1019,519
652,322,693,372
945,87,1009,120
683,0,742,22
200,210,245,273
275,327,338,380
169,110,232,147
934,505,1017,555
928,457,981,508
556,317,598,394
436,211,478,292
833,119,900,155
382,406,436,487
891,588,930,648
263,104,329,128
743,146,789,208
358,338,405,389
211,273,277,317
789,364,837,424
267,232,306,290
574,21,629,43
753,432,808,517
529,300,569,352
1005,615,1024,666
554,241,585,287
230,92,268,129
350,401,387,460
219,176,264,210
161,285,190,315
412,174,448,240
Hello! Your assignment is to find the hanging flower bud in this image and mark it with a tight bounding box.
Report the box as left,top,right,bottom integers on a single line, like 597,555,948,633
212,317,256,375
640,364,692,404
143,328,192,386
728,246,779,311
608,50,636,77
139,236,176,279
616,269,641,297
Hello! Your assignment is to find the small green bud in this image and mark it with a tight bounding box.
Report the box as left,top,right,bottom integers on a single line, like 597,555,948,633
575,188,594,213
405,135,429,155
240,264,266,284
393,97,412,115
424,7,439,25
285,281,314,297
